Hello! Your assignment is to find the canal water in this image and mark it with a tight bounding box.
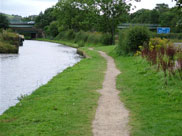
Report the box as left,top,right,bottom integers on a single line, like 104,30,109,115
0,40,82,115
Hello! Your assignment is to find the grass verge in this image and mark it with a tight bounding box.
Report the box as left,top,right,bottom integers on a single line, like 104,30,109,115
0,47,106,136
96,45,182,136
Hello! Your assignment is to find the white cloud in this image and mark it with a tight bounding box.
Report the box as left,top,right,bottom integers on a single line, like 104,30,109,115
0,0,57,17
0,0,176,16
130,0,176,13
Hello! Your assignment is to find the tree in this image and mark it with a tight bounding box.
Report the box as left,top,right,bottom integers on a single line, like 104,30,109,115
45,21,59,37
55,0,95,31
35,7,56,29
0,13,9,29
175,0,182,6
92,0,130,44
155,3,169,12
22,15,37,22
130,9,151,23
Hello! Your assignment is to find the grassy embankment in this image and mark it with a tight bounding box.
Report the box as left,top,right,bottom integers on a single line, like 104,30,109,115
0,30,20,53
0,47,106,136
96,46,182,136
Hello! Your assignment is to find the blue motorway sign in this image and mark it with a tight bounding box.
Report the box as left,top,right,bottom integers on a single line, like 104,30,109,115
157,27,170,34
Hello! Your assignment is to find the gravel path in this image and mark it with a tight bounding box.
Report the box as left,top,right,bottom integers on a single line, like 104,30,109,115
92,51,130,136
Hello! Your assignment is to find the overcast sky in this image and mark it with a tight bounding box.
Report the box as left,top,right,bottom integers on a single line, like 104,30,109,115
0,0,177,17
131,0,176,12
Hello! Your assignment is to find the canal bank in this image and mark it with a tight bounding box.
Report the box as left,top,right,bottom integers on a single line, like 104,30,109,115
0,40,81,115
0,43,106,135
0,30,24,54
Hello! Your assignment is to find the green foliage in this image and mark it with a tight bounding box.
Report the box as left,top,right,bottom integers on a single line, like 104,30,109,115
35,0,130,42
117,26,150,55
65,29,75,40
129,4,182,33
35,7,56,29
55,30,112,46
0,30,20,46
100,33,112,45
0,30,20,53
0,41,17,53
0,13,9,29
127,26,150,51
45,21,59,37
116,30,128,55
152,32,182,40
74,31,89,43
78,41,85,47
140,38,182,84
87,32,102,44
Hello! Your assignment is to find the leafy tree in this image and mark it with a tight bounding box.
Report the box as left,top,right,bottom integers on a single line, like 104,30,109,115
175,0,182,6
150,9,159,24
9,15,22,23
92,0,130,44
155,3,169,13
0,13,9,29
45,21,59,37
35,7,56,29
55,0,95,31
130,9,151,23
22,15,37,22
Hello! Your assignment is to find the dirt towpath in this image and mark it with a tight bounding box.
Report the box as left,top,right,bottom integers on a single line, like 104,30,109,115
92,51,129,136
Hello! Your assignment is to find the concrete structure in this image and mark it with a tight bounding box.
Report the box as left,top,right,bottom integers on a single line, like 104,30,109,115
118,23,160,30
9,22,43,39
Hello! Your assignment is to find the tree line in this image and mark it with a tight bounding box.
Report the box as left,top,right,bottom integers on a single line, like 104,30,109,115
1,0,182,43
34,0,182,42
129,3,182,33
35,0,133,44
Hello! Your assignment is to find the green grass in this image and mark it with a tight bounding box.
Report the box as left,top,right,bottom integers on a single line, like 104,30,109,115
0,48,106,136
96,45,182,136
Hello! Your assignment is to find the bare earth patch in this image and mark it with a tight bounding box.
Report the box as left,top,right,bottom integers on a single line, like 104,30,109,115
92,51,129,136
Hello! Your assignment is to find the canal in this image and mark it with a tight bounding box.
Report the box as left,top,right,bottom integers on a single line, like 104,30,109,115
0,40,82,115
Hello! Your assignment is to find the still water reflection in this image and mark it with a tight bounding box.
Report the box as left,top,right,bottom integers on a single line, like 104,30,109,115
0,40,81,115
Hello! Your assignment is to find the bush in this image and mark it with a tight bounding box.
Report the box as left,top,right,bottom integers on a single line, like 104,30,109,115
0,13,9,29
0,41,17,53
45,21,58,37
87,32,102,44
116,30,128,55
0,30,19,46
140,38,182,84
74,31,88,43
117,26,150,55
56,30,113,46
65,29,75,40
55,31,66,40
55,29,75,41
100,33,112,45
0,30,19,53
78,41,85,47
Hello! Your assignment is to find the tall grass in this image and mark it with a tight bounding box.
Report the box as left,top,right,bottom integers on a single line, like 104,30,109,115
0,30,19,53
55,30,112,46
